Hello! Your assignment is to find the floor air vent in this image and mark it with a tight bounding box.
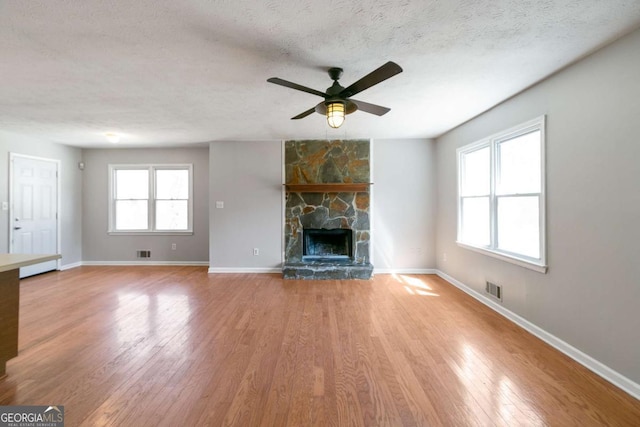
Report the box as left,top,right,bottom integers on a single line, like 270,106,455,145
137,250,151,258
486,281,502,301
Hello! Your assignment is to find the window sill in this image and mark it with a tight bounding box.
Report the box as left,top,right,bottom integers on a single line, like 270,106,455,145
456,241,547,273
108,231,194,236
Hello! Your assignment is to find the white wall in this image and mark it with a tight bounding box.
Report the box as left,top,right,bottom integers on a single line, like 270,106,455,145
0,131,83,268
372,138,437,272
81,147,209,263
435,28,640,385
209,140,282,271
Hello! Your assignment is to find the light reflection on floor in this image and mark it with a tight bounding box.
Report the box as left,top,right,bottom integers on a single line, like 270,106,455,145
387,274,545,424
391,274,440,296
115,292,192,357
451,342,545,425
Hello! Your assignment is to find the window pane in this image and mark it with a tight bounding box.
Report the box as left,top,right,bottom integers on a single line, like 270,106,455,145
116,170,149,199
461,146,490,196
461,197,490,246
156,169,189,199
115,200,148,230
156,200,188,230
496,130,541,195
497,196,540,258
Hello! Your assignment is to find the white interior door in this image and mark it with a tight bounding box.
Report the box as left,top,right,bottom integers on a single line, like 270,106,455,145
10,154,60,278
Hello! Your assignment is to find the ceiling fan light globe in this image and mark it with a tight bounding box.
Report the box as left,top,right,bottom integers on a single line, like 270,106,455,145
326,102,345,128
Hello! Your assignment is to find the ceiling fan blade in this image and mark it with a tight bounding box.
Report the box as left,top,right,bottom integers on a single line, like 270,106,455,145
339,61,403,98
350,99,391,116
267,78,327,98
291,106,317,120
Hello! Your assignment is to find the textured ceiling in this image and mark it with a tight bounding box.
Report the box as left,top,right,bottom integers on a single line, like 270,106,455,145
1,0,640,147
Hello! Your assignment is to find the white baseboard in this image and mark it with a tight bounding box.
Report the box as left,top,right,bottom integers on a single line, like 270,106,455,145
435,270,640,401
82,261,209,267
207,267,439,275
374,268,438,275
59,262,82,270
208,267,282,274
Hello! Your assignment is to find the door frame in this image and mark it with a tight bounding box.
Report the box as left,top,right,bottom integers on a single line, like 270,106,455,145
9,152,62,271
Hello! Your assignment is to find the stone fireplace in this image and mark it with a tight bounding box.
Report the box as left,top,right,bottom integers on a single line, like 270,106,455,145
283,139,373,279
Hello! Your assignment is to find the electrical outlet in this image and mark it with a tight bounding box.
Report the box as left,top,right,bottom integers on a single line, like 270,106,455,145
443,253,447,262
171,243,176,250
216,201,224,209
253,248,259,256
1,201,8,211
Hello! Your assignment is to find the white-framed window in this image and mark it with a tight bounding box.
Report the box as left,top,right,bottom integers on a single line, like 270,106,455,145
108,164,193,234
457,116,546,273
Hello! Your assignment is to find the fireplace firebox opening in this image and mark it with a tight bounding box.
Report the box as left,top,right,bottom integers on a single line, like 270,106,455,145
303,228,353,261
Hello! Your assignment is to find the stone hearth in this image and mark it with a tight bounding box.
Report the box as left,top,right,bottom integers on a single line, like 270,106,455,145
283,139,373,280
283,260,374,280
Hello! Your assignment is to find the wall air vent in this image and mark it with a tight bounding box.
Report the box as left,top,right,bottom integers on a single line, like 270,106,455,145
137,250,151,258
486,281,502,301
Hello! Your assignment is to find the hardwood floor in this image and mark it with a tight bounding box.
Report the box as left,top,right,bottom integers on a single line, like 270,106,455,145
0,266,638,426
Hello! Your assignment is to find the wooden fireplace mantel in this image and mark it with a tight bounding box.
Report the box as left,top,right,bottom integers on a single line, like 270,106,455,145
284,183,372,193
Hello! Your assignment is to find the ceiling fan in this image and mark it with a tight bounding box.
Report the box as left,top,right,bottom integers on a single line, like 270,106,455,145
267,61,403,128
